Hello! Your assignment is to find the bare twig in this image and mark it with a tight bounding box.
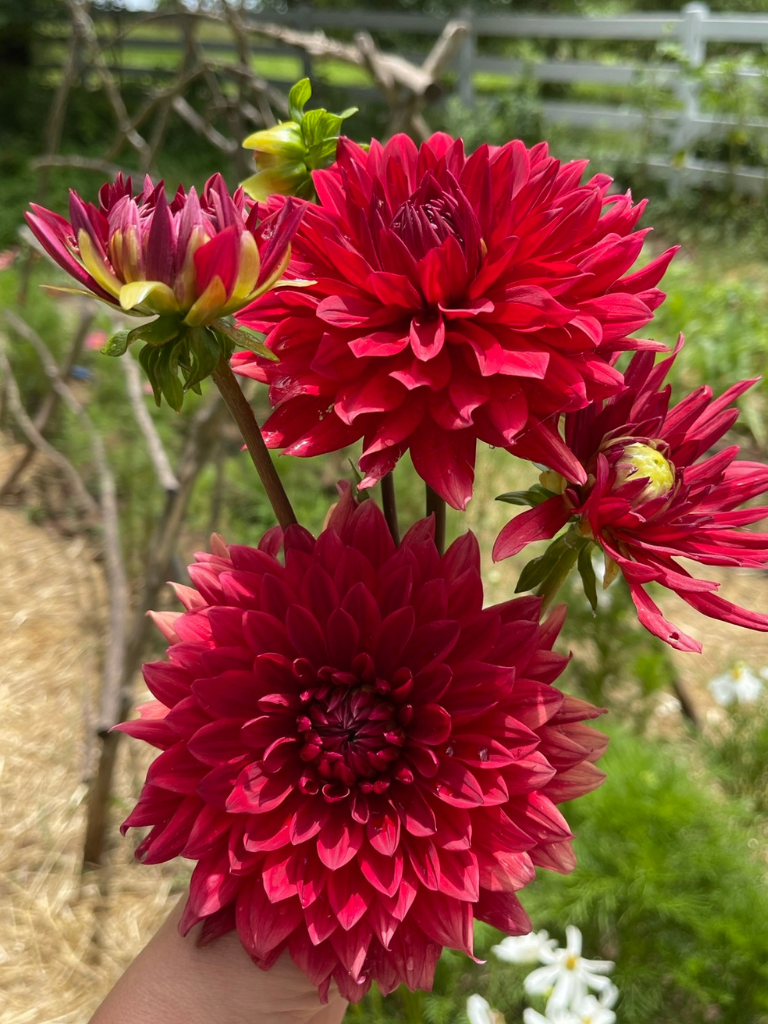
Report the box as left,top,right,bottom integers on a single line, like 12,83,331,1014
31,155,131,178
83,390,227,868
5,312,130,736
0,345,99,520
171,95,239,154
0,306,92,498
121,355,179,495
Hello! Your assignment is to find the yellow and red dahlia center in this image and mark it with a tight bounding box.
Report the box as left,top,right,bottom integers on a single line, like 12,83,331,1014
294,653,413,801
612,441,675,504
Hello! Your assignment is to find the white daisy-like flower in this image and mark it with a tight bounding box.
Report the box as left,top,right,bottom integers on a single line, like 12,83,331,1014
569,993,617,1024
467,994,496,1024
524,926,615,1014
492,929,558,965
523,1007,579,1024
709,663,765,706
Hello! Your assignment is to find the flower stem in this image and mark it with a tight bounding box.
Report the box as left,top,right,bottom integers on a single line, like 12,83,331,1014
381,472,400,545
211,355,297,530
426,484,446,556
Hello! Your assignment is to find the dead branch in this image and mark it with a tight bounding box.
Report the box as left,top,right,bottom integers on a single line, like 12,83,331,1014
0,344,100,520
171,95,239,154
67,0,152,166
121,355,179,495
0,306,92,499
83,389,227,869
4,311,130,737
31,155,131,178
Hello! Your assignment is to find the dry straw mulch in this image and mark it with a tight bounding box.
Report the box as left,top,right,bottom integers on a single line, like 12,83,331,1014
0,445,180,1024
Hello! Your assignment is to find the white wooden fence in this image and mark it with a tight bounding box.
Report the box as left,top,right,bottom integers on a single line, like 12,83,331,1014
89,2,768,194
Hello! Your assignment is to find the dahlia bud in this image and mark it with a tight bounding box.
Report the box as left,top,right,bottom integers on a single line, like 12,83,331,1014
26,173,302,408
241,78,359,202
612,442,675,503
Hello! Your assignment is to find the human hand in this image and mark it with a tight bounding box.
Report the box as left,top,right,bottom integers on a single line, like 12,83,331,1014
89,899,348,1024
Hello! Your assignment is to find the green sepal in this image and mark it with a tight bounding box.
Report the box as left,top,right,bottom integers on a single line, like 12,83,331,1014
101,330,131,357
155,343,184,412
138,343,162,407
127,315,185,348
217,321,277,362
184,326,222,391
578,541,598,614
497,484,558,508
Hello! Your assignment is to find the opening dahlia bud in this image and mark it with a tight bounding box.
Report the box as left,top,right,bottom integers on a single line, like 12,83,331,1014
241,78,360,202
612,442,675,504
26,172,302,408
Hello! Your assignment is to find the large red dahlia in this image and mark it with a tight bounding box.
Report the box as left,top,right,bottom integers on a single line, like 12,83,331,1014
233,133,675,509
493,340,768,653
118,485,606,1002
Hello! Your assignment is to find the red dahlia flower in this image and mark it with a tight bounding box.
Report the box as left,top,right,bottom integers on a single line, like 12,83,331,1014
26,173,300,325
493,340,768,653
233,133,676,509
118,485,606,1002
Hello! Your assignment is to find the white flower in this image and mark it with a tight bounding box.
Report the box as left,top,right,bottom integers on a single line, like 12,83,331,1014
467,994,495,1024
569,993,617,1024
709,663,765,706
492,929,557,964
523,1008,579,1024
524,926,615,1014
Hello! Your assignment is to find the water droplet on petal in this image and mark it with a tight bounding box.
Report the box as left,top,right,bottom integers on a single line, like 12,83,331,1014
478,747,489,761
406,957,415,972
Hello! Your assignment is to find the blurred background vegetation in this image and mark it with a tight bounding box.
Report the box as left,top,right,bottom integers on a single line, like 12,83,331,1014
3,1,768,1023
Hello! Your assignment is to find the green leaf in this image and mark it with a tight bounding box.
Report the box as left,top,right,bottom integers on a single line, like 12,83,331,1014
497,484,557,507
301,109,344,148
127,316,184,347
288,78,312,122
578,541,598,614
101,330,131,357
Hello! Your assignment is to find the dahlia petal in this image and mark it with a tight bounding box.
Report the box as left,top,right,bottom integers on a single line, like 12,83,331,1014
628,583,702,653
360,846,404,898
188,719,248,766
181,851,240,934
475,889,531,935
147,742,207,794
410,314,446,361
367,803,401,856
410,423,476,510
493,498,571,561
317,815,365,870
330,919,373,978
142,660,191,706
327,866,371,931
431,759,484,808
237,875,303,960
411,894,474,955
227,765,294,814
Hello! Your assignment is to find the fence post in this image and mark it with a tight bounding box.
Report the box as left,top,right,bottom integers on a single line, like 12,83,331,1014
457,5,475,106
673,1,708,187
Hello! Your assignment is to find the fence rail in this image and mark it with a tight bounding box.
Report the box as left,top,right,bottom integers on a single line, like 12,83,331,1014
47,2,768,194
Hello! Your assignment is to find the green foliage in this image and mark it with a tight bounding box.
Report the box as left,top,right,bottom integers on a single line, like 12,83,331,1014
703,696,768,815
522,725,768,1024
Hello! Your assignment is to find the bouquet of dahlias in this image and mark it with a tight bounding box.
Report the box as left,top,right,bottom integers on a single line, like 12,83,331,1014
26,78,768,1006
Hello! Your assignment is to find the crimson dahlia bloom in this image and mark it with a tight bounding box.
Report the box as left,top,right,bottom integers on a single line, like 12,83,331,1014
26,173,300,325
233,133,675,509
118,485,606,1002
493,341,768,652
